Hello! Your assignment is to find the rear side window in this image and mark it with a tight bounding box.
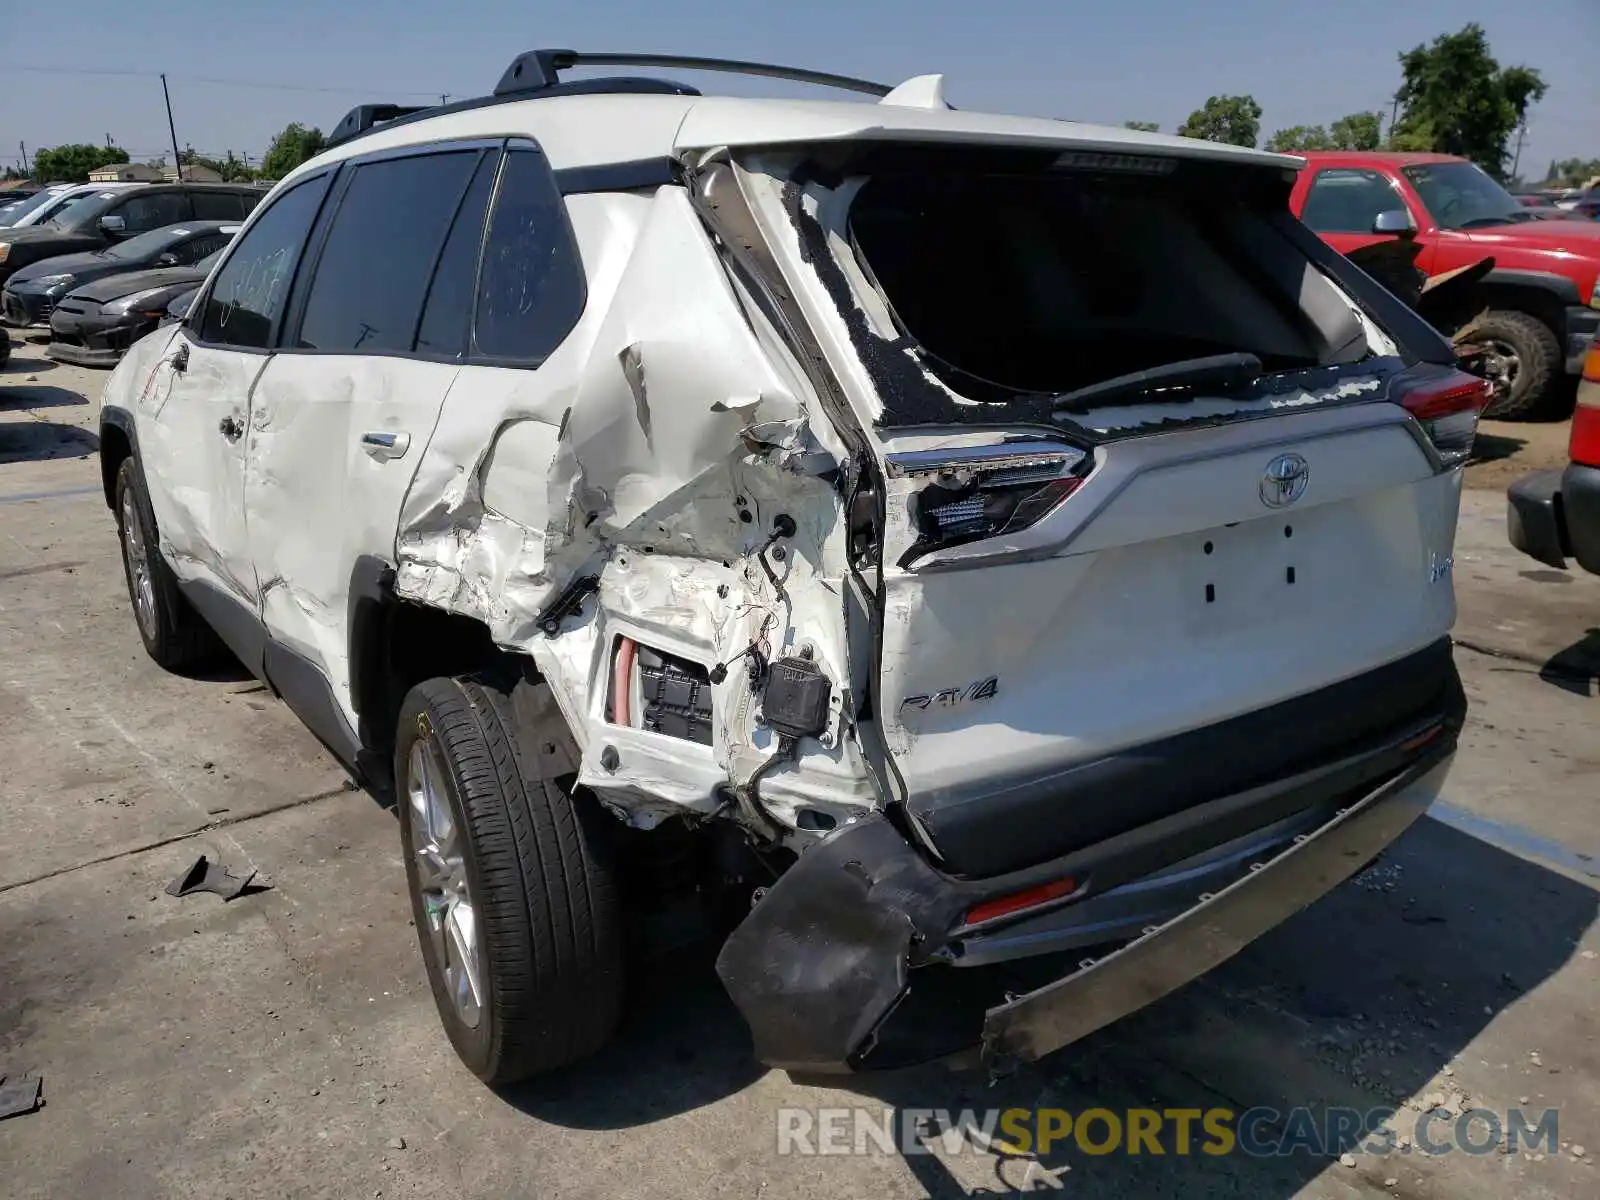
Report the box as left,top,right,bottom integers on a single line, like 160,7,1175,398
296,150,480,353
472,148,585,361
415,152,498,357
1300,168,1405,233
192,192,245,220
197,174,330,349
117,191,193,233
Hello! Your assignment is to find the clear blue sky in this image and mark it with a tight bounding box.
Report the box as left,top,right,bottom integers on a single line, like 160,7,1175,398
3,0,1595,178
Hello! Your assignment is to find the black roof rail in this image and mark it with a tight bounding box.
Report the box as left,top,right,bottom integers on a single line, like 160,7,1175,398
494,50,891,98
323,53,889,154
327,103,433,147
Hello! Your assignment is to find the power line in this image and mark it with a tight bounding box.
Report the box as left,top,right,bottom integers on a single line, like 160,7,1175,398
0,63,461,99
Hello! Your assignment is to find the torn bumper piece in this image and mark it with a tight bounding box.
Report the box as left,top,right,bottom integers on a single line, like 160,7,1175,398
715,740,1455,1075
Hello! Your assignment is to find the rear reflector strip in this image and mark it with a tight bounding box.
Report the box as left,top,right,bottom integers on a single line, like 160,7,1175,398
965,877,1080,927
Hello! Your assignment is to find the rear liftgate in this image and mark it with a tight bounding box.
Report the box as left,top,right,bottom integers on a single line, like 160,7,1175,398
711,146,1480,1074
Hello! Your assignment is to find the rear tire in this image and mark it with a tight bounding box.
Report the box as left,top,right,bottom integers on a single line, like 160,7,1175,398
1471,309,1562,420
113,457,225,671
396,673,625,1084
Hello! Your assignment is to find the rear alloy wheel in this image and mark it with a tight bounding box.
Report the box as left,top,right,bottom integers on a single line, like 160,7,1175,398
396,674,625,1083
113,457,225,671
1470,309,1561,420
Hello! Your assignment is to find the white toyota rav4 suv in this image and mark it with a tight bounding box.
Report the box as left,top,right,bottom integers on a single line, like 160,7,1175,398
99,51,1480,1083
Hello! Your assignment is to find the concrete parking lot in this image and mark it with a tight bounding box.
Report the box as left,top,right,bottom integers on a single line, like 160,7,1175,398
2,331,1597,1199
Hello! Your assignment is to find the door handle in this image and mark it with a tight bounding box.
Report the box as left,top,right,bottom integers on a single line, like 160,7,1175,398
218,415,244,443
361,430,411,460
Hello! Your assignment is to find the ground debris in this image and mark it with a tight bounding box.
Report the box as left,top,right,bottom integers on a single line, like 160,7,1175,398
0,1073,44,1120
165,853,265,901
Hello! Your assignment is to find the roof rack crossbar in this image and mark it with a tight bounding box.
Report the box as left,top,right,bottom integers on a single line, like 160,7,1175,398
494,50,890,98
328,103,433,147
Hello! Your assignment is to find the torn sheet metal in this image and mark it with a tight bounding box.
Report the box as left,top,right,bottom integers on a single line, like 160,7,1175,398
394,187,811,645
1067,373,1386,435
391,185,877,831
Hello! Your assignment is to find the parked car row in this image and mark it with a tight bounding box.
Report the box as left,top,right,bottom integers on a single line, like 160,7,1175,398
0,181,259,366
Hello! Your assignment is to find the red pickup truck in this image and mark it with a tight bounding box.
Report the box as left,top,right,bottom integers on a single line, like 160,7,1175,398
1290,152,1600,419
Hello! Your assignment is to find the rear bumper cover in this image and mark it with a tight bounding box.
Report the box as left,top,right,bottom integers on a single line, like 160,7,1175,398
716,660,1464,1073
1508,464,1600,575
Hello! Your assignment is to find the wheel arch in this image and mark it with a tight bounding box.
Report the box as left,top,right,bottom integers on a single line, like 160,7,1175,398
1478,271,1576,340
99,406,139,510
346,555,540,767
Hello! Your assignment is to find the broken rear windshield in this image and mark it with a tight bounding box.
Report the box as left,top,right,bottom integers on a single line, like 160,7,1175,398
841,162,1364,423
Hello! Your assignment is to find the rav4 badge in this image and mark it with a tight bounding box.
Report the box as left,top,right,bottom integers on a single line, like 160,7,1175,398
902,676,999,712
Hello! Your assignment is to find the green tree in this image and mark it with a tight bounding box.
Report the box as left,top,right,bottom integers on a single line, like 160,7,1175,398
1265,125,1330,152
179,145,255,182
1544,157,1600,186
31,143,130,183
1329,111,1382,151
260,123,326,180
1124,121,1159,133
1390,23,1546,180
1177,95,1262,148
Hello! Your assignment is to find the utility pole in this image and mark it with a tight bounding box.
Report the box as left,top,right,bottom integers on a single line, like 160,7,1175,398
1510,117,1529,182
160,73,183,179
18,142,28,175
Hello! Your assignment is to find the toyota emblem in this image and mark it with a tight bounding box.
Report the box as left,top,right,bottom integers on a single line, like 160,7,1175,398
1260,453,1309,508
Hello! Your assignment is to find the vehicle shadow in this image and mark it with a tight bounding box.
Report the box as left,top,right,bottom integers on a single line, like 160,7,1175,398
1540,626,1600,697
0,355,57,376
0,384,88,409
503,814,1596,1196
1467,432,1526,465
0,420,98,464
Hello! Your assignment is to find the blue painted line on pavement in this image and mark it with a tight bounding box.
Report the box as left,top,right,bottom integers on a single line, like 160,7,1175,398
1428,801,1600,881
0,484,101,505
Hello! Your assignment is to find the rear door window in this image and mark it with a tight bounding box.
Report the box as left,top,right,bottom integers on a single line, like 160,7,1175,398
197,173,331,349
471,147,586,362
1299,168,1406,233
415,152,498,358
192,191,245,220
295,150,480,353
115,191,194,233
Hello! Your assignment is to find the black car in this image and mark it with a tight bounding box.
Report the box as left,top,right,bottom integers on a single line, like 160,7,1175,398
0,183,259,291
4,219,239,328
47,247,228,366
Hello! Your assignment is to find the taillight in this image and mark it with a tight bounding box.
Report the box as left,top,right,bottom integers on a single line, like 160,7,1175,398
1570,343,1600,468
1396,370,1493,468
889,442,1089,563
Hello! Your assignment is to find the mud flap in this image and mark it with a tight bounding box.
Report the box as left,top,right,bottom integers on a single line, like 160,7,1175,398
714,813,966,1072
